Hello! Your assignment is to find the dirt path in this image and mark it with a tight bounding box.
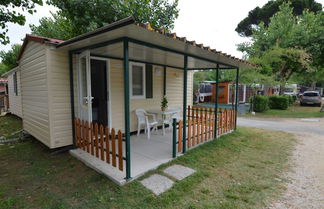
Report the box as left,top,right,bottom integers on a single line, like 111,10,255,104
238,117,324,209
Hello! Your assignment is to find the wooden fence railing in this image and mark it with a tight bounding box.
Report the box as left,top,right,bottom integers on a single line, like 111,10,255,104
74,118,124,171
174,105,236,154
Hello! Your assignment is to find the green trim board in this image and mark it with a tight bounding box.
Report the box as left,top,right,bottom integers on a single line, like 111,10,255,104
145,64,153,99
69,52,76,146
163,66,166,95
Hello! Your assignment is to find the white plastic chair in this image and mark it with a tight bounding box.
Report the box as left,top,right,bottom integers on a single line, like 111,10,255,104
135,109,158,139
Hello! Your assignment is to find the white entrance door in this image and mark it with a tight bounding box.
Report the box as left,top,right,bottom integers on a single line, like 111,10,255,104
78,50,93,122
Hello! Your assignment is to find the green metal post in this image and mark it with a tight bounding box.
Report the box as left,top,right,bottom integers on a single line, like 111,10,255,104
182,56,188,153
235,68,239,130
163,66,166,95
214,64,220,138
123,40,131,179
172,118,177,158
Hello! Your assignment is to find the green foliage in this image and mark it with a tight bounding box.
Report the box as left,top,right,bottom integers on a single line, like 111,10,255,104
251,95,269,112
236,0,322,37
161,95,168,108
256,46,312,85
0,0,43,45
237,2,323,87
269,96,289,110
0,44,21,75
31,0,179,40
29,12,75,40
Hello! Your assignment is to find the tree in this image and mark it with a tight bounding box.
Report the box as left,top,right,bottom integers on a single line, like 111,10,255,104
30,12,75,40
0,0,43,45
254,46,312,94
237,2,323,89
0,44,21,75
236,0,322,37
30,0,179,40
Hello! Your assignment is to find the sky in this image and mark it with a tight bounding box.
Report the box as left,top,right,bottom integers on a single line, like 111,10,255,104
1,0,324,59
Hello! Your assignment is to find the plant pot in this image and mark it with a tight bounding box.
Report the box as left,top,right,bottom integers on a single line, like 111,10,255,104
161,107,167,111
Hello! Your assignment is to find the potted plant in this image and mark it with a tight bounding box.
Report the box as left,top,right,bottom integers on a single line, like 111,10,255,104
161,96,168,111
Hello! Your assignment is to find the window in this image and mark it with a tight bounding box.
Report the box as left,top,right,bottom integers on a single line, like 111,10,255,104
13,72,18,96
303,92,319,97
130,62,146,98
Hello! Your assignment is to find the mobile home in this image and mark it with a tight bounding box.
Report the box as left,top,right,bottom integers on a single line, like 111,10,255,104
6,17,254,183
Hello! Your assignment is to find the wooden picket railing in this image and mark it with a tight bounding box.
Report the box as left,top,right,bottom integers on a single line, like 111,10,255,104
74,118,124,171
175,105,236,153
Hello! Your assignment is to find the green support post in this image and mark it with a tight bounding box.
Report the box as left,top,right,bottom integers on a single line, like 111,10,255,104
214,64,220,138
182,55,188,153
235,68,239,130
172,118,177,158
123,40,131,179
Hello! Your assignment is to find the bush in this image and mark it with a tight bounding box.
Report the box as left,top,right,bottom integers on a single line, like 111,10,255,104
251,95,269,112
269,96,289,110
282,95,296,106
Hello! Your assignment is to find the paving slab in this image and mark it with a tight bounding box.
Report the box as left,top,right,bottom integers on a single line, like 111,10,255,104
163,164,195,180
300,118,320,122
140,174,174,195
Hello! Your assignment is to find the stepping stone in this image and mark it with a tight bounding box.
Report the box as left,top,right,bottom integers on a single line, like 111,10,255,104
163,164,195,180
300,118,320,122
140,174,174,195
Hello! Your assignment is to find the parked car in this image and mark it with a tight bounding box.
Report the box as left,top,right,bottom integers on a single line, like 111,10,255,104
300,91,322,107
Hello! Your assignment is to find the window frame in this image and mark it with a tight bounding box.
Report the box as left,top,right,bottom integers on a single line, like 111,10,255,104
129,62,146,99
13,72,18,96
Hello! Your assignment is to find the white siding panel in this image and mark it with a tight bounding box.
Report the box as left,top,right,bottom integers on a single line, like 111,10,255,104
47,49,72,148
109,59,125,131
19,41,50,147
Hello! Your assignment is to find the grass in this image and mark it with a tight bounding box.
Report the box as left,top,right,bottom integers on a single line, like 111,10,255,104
244,104,324,118
0,127,295,209
0,114,22,139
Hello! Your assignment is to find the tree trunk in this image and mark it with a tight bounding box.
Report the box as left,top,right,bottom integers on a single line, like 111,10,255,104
279,83,285,95
311,81,316,90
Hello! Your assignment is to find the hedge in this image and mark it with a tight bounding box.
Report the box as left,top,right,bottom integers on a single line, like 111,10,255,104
251,95,269,112
269,96,289,110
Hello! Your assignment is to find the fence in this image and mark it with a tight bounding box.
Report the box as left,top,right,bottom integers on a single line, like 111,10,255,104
0,94,8,113
173,105,236,156
74,118,125,171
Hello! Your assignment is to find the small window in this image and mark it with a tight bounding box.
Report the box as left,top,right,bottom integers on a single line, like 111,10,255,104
13,72,18,96
130,62,146,99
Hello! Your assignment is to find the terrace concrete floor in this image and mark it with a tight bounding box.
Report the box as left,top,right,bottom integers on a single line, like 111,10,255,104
70,129,175,185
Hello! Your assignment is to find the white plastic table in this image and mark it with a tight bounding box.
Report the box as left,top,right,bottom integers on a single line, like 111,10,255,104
146,109,180,135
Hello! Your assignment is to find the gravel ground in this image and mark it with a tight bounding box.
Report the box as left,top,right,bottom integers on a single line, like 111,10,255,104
238,117,324,209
